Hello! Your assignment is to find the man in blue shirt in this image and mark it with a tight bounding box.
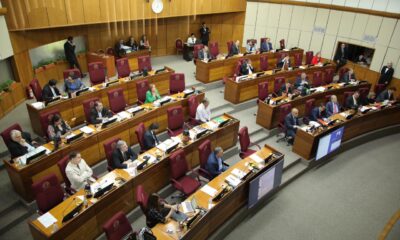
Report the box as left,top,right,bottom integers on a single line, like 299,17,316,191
64,71,85,94
260,38,273,52
205,147,228,179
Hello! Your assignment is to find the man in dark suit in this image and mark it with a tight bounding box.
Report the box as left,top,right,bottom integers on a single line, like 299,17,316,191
345,91,360,109
111,140,137,169
240,59,254,75
90,101,113,124
115,39,126,58
376,87,396,102
326,95,341,117
143,123,160,150
378,62,394,86
277,56,290,69
334,43,348,72
8,129,35,159
199,22,211,46
294,73,310,89
205,147,228,179
198,46,212,61
260,38,273,52
284,108,300,142
279,82,293,96
310,103,327,121
64,36,83,76
341,68,356,83
230,40,240,56
42,79,61,102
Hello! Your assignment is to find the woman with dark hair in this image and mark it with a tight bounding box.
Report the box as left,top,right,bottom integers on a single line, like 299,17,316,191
140,34,151,50
47,114,71,140
145,193,176,228
126,36,138,51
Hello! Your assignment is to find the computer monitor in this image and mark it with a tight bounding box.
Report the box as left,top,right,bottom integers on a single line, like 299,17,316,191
316,126,345,161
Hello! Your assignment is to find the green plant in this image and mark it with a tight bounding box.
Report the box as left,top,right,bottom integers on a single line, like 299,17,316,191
0,79,14,92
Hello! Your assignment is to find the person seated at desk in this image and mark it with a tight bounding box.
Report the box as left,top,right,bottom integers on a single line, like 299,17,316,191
126,36,138,51
145,84,161,103
146,193,177,228
311,52,321,65
187,33,197,46
205,147,228,179
198,46,212,61
310,103,327,121
230,40,240,56
181,129,191,146
363,91,376,105
326,95,341,117
294,73,310,89
64,71,85,94
196,98,211,123
341,68,356,83
246,41,256,53
115,39,127,57
376,87,396,102
90,101,113,124
66,151,93,190
42,79,61,102
345,91,360,110
144,123,160,150
277,56,290,69
140,34,151,50
9,129,36,159
260,38,273,52
285,108,300,143
279,82,294,96
112,140,138,169
240,59,254,75
47,114,71,141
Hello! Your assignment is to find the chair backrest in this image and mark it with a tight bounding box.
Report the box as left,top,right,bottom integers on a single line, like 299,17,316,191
88,62,106,86
135,123,146,152
325,95,332,103
305,98,315,117
276,52,288,63
188,95,199,119
359,87,369,100
106,47,115,56
374,84,385,95
293,53,302,67
169,73,185,94
29,79,43,102
193,44,204,60
39,109,61,138
343,91,354,107
260,37,267,44
102,211,133,240
227,41,233,54
279,39,285,49
279,103,292,125
313,71,323,87
258,81,269,101
167,106,184,131
274,77,286,94
339,67,349,80
260,54,269,71
103,137,120,171
138,55,152,72
32,174,64,213
116,58,131,78
136,185,149,214
82,97,100,123
1,123,22,151
324,68,334,84
247,39,257,45
57,155,71,190
63,68,81,80
238,127,251,152
176,38,183,49
169,149,188,180
198,139,211,170
136,79,150,105
209,41,219,58
235,60,243,76
107,88,126,113
305,51,314,65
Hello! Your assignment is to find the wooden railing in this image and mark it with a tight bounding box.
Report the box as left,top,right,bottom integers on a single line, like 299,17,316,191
379,209,400,240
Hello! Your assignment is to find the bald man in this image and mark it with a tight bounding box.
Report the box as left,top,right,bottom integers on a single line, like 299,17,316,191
284,108,300,142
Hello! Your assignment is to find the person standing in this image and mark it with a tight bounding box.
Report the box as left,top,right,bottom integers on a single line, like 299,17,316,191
64,36,83,76
200,22,211,46
334,43,348,72
378,62,394,86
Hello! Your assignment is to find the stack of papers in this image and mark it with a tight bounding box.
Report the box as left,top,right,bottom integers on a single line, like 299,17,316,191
126,106,143,114
80,126,94,134
123,167,137,177
31,102,45,110
225,175,241,187
231,168,246,179
309,121,321,128
157,139,178,152
117,111,131,120
201,185,217,197
250,154,264,164
37,212,57,228
206,121,219,131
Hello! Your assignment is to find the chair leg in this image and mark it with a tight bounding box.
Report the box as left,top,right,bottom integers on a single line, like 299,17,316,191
171,192,185,200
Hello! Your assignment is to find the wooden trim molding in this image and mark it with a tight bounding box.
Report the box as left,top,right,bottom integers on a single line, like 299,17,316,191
0,7,7,16
250,0,400,19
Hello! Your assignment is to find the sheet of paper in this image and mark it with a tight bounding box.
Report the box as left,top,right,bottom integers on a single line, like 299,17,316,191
80,126,94,134
117,111,131,120
127,106,143,113
231,168,246,179
36,146,51,155
250,154,264,164
225,175,241,187
201,185,217,197
123,168,137,177
37,212,57,228
31,102,45,109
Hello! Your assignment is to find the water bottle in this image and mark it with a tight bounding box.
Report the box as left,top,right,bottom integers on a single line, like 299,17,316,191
84,182,92,199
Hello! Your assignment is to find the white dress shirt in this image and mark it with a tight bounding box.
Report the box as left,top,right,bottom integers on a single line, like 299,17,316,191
195,103,211,123
187,37,196,45
66,159,93,190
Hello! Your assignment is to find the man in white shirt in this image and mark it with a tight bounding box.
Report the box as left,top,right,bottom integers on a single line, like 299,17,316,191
66,151,93,190
187,33,196,45
196,98,211,123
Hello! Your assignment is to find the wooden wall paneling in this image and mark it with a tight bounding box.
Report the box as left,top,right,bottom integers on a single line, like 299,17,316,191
156,18,167,56
201,0,213,14
158,0,170,18
143,1,155,19
45,0,68,26
64,0,85,25
0,91,14,115
11,51,34,86
212,0,223,14
82,0,101,23
130,0,143,21
169,0,185,17
99,0,117,25
87,24,101,52
23,0,50,28
2,0,30,30
166,17,180,55
9,31,27,54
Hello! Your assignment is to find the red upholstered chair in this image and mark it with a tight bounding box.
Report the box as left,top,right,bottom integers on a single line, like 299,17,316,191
116,58,131,78
32,174,64,214
260,38,267,44
197,139,212,181
234,58,246,76
238,127,261,159
258,81,269,104
106,47,115,57
39,109,61,138
135,123,146,153
107,88,126,113
303,98,315,124
339,67,349,80
57,155,76,195
102,211,133,240
324,68,334,84
374,84,385,96
88,62,106,86
276,52,288,64
188,95,200,126
359,87,369,100
103,137,120,172
82,97,100,123
176,38,183,55
136,79,150,105
138,55,152,72
63,68,81,79
343,91,354,108
193,44,204,63
169,73,185,94
169,149,201,196
167,106,184,137
276,103,292,142
209,41,219,58
1,123,23,151
29,79,43,102
293,53,302,67
227,41,234,55
305,51,314,65
312,71,323,87
136,185,149,214
260,55,269,71
279,39,285,49
274,77,286,96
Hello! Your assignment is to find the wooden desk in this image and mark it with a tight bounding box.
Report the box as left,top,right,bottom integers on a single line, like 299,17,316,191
152,145,284,240
86,52,116,78
196,49,304,83
27,67,174,136
256,82,371,130
28,114,240,240
224,64,335,104
7,92,205,202
293,104,400,160
125,50,151,71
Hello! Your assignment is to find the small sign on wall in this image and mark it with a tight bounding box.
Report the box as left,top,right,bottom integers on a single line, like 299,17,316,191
313,27,326,34
362,35,377,44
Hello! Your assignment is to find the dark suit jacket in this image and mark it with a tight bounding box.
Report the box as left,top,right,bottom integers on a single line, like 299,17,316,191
310,107,326,121
198,50,213,60
8,132,33,159
143,130,159,150
64,41,77,62
240,62,254,75
345,95,359,109
334,47,348,61
341,73,356,83
89,107,113,124
205,152,223,179
378,66,394,85
230,45,239,55
376,90,394,102
42,84,61,102
326,101,341,117
111,147,137,169
284,113,299,132
294,77,310,89
199,27,210,42
260,42,273,52
279,85,293,96
277,59,290,68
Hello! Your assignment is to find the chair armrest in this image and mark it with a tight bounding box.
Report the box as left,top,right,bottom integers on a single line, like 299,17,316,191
250,142,261,150
198,168,212,180
188,169,201,182
167,128,174,136
170,178,183,190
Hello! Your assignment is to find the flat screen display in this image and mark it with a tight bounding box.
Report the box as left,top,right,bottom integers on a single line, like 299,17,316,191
316,127,345,161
